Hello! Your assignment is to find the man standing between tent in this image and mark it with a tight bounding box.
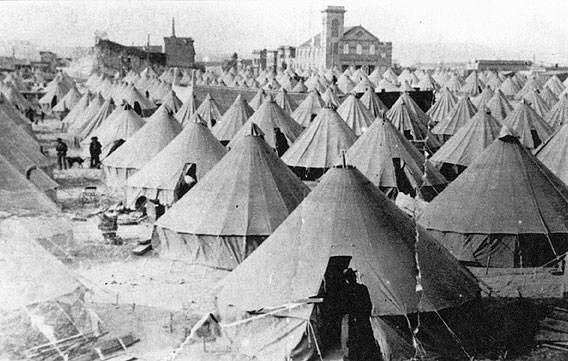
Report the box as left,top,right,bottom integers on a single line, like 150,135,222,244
89,136,102,168
342,268,380,361
55,138,68,170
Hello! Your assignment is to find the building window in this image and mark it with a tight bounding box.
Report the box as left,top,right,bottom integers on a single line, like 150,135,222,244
344,43,349,54
356,44,362,55
370,45,375,55
331,19,339,37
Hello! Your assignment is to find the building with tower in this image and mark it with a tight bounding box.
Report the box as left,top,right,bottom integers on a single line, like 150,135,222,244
294,5,392,73
163,18,196,68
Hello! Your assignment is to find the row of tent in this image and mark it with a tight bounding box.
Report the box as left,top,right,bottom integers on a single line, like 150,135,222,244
62,76,568,273
4,65,568,360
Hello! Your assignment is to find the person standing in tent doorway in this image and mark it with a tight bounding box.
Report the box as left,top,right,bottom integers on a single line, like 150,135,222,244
341,268,380,361
55,138,68,170
89,137,103,168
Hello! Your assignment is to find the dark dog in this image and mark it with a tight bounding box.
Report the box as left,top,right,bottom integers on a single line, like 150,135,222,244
66,156,84,168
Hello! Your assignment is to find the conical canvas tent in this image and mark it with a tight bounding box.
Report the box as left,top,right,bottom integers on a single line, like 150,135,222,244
274,88,296,114
359,87,387,118
61,91,90,130
211,94,253,144
0,139,58,198
213,166,480,361
351,77,375,94
153,123,309,270
120,85,156,116
291,90,324,127
376,78,399,92
159,89,182,113
387,96,441,153
444,74,463,92
80,104,145,158
432,96,477,141
0,105,52,171
426,88,458,125
430,109,502,176
228,97,304,152
292,79,307,92
544,93,568,129
417,72,439,91
66,93,104,136
336,73,355,94
419,129,568,267
321,87,340,108
522,88,551,118
472,86,494,110
0,153,59,214
52,85,81,115
498,77,520,98
0,93,34,137
0,220,101,360
336,93,374,136
345,118,447,201
541,86,559,108
175,92,198,125
544,75,566,97
126,114,226,207
514,77,541,100
76,98,115,142
383,67,399,83
249,88,266,110
397,92,433,127
190,93,223,128
1,82,32,112
103,105,182,187
535,122,568,185
39,79,68,112
485,76,502,92
503,100,554,149
486,89,513,122
282,107,357,180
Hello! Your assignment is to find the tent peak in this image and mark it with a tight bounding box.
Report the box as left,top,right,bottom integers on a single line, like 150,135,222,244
243,122,265,138
498,125,519,142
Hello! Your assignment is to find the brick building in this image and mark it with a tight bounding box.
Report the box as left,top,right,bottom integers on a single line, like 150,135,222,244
94,18,196,75
163,18,196,68
295,6,392,73
94,39,166,75
251,5,392,74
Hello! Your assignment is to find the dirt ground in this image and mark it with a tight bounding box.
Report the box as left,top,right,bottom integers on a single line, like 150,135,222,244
33,118,568,361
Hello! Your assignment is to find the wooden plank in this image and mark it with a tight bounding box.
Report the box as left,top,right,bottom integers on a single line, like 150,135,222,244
541,343,568,352
540,318,568,331
137,239,151,245
535,329,568,342
132,244,152,256
94,334,140,358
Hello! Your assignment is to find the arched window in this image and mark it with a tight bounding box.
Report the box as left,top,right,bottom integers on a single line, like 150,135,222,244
331,19,339,37
370,44,376,55
343,43,349,54
356,44,362,55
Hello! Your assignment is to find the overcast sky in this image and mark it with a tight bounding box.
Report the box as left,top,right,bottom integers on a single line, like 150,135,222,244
1,0,567,64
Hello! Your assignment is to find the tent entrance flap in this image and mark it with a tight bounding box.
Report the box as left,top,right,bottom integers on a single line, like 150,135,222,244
175,162,197,200
317,256,351,356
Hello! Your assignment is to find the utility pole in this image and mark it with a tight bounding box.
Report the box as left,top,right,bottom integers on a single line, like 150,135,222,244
146,33,150,68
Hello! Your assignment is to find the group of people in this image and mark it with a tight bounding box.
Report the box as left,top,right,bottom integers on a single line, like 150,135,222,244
55,137,102,170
